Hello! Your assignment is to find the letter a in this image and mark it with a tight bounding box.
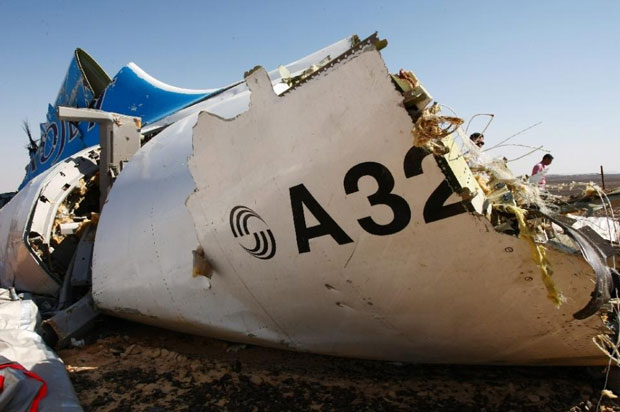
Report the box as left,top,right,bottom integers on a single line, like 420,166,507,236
289,184,353,253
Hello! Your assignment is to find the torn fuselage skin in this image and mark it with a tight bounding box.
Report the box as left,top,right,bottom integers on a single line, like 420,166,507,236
0,148,100,297
180,36,608,364
0,148,102,348
400,67,619,360
395,76,618,322
27,150,100,300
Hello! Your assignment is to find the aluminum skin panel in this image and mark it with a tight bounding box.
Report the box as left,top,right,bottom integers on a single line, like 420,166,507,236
93,43,605,365
92,36,359,344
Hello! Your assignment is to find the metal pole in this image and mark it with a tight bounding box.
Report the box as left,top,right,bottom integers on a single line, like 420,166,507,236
601,165,606,190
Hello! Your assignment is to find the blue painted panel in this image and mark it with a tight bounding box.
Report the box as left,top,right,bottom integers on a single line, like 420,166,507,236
20,54,217,189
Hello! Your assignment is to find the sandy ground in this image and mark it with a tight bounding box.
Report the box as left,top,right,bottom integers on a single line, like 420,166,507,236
57,176,620,411
546,174,620,199
57,318,620,412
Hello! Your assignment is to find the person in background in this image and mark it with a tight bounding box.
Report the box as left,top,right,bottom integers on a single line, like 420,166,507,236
466,132,485,170
531,154,554,190
470,132,484,148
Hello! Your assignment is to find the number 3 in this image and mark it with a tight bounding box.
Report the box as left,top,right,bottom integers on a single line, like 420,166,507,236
343,162,411,235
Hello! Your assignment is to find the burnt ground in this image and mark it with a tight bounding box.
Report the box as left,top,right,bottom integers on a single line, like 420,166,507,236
57,176,620,412
59,318,618,412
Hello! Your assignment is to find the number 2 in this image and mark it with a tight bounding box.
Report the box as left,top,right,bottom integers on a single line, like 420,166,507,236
403,146,466,223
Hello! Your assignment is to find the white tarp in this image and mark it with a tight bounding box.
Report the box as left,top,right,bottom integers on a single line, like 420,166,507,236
0,289,82,411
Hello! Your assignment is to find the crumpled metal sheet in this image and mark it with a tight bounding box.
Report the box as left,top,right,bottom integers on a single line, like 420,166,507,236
538,212,615,319
570,215,620,243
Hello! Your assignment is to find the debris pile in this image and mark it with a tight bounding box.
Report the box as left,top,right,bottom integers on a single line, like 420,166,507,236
30,174,99,281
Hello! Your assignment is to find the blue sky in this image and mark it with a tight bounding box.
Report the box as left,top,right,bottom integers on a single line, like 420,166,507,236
0,0,618,192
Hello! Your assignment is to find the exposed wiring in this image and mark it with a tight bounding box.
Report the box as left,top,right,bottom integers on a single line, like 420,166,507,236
596,289,620,411
484,121,543,152
487,143,551,152
465,113,494,135
597,358,613,412
436,103,459,117
505,145,545,162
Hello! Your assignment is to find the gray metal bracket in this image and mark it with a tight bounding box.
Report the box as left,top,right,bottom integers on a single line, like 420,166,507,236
57,107,142,208
42,293,99,348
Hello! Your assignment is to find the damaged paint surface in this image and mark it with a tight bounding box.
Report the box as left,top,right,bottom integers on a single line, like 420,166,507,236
1,33,618,366
179,37,611,364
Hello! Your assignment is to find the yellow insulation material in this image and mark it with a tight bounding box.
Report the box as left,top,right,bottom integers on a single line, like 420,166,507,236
496,204,565,308
473,173,492,195
398,69,420,90
583,183,598,198
411,103,463,154
593,330,620,366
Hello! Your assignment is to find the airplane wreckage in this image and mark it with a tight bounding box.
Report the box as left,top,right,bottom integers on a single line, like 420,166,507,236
1,33,619,367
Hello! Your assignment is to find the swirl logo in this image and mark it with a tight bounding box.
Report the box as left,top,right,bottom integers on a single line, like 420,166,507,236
229,206,276,260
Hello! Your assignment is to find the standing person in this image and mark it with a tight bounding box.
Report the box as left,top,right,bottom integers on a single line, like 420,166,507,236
466,133,485,170
531,154,553,190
